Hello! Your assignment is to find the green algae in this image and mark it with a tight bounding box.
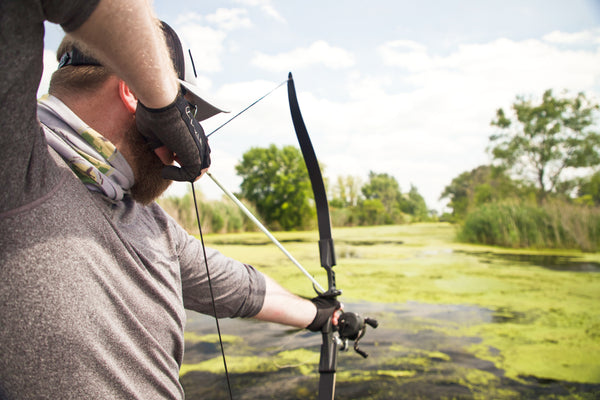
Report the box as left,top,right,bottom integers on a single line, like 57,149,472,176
456,368,519,399
180,348,319,378
183,332,243,345
198,223,600,390
180,355,273,376
467,322,600,383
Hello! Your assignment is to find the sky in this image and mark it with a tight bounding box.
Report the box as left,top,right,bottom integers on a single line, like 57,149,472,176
40,0,600,212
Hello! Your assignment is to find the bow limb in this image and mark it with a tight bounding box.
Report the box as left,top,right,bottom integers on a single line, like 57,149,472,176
287,72,341,400
287,72,338,296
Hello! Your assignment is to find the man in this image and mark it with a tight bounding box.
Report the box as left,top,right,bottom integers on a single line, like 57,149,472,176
0,2,338,399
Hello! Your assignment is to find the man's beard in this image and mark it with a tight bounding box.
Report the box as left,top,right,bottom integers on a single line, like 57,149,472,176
120,122,172,205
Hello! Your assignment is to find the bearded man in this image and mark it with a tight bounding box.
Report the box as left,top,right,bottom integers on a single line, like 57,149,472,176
0,19,339,399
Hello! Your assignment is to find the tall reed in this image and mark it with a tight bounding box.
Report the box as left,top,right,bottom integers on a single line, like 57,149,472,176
459,200,600,252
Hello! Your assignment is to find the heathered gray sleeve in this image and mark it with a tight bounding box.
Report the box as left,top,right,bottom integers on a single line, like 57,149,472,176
0,0,100,213
165,209,267,318
42,0,101,31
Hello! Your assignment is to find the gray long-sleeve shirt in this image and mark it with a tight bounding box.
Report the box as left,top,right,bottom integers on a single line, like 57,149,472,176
0,1,266,398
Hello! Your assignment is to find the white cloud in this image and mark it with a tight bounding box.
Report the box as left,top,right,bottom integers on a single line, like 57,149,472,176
252,40,356,72
543,29,600,45
205,8,252,31
233,0,286,23
174,9,253,75
378,40,435,71
177,23,227,73
174,12,204,26
204,79,291,141
378,35,600,104
369,34,594,208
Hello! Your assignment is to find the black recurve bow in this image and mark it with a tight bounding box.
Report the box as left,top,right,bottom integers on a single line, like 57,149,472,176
287,72,340,399
287,72,378,400
204,73,378,399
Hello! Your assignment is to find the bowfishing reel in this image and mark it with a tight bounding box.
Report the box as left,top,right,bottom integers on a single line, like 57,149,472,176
337,312,378,358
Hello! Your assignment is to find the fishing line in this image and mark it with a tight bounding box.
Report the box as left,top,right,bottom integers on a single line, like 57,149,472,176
206,79,288,138
191,182,234,400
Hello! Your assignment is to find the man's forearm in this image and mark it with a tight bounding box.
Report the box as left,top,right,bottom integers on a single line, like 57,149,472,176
253,275,317,328
69,0,178,108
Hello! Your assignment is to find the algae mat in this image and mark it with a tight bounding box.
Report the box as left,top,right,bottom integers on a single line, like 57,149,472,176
181,223,600,399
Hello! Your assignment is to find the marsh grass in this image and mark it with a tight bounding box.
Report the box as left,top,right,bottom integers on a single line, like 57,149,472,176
459,201,600,252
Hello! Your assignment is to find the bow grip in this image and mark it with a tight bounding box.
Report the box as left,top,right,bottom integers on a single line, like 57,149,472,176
318,238,336,268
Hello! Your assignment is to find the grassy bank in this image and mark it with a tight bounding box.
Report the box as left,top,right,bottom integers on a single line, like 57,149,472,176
185,223,600,397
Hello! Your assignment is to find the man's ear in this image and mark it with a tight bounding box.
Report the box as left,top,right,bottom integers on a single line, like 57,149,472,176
118,80,138,114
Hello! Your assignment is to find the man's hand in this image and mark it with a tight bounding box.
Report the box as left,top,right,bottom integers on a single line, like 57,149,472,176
136,94,211,182
306,295,342,332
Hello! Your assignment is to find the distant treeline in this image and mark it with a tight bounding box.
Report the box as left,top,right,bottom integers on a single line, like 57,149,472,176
158,169,433,234
159,88,600,252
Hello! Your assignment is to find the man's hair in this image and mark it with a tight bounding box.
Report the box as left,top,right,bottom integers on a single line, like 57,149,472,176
48,35,112,96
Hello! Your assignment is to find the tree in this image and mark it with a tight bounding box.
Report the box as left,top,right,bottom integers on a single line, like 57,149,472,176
577,171,600,206
400,184,429,221
489,89,600,203
440,165,531,220
361,171,403,224
357,199,387,225
235,145,314,230
331,175,362,207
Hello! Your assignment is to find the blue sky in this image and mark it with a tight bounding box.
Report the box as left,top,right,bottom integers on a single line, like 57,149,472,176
41,0,600,211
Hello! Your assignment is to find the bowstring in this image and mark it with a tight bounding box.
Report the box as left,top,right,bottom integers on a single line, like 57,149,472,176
191,182,234,400
206,79,288,138
188,76,289,399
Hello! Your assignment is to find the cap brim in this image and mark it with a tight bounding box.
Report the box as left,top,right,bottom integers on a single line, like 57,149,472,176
179,79,227,122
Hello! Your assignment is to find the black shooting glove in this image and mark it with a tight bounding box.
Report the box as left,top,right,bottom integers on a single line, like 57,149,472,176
306,295,341,332
136,94,211,182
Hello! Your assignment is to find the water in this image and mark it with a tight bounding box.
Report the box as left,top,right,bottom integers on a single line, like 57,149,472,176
456,250,600,272
179,247,600,399
180,300,599,399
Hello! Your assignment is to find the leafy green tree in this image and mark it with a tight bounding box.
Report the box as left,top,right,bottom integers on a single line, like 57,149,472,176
490,89,600,203
361,172,401,213
361,171,403,224
440,165,531,220
577,171,600,206
357,198,387,225
399,184,429,221
235,145,314,230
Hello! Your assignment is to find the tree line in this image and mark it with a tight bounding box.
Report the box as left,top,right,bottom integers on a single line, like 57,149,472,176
159,147,432,234
159,89,600,251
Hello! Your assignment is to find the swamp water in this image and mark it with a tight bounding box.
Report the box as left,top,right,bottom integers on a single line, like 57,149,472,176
180,224,600,399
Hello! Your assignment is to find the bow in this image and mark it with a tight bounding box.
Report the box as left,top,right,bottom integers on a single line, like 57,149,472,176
287,73,378,399
287,72,340,399
202,73,377,399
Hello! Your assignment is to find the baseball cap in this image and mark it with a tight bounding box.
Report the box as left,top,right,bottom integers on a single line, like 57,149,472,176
57,21,225,122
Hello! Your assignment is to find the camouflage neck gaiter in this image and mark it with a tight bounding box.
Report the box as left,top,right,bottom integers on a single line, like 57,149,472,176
37,95,134,201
